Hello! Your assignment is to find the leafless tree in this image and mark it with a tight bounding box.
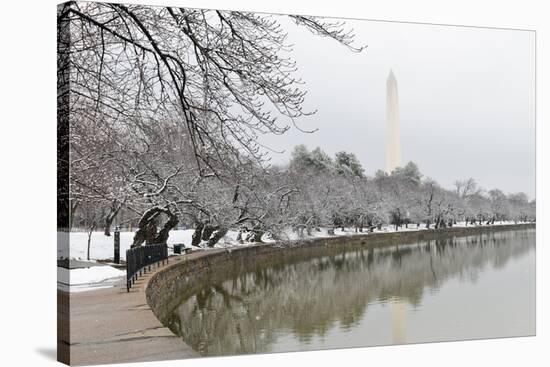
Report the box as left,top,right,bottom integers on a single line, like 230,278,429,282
58,2,365,245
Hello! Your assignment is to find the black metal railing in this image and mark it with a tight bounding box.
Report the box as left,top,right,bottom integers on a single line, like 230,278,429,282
126,244,168,292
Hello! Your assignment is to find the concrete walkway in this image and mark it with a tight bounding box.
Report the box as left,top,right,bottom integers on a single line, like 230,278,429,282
64,257,198,366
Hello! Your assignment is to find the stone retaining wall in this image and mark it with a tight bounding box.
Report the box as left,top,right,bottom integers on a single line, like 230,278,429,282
146,223,535,324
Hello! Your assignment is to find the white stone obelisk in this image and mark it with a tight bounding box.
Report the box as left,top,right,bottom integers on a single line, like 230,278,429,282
386,70,402,173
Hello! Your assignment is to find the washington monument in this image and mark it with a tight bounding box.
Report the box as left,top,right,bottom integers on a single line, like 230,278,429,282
386,70,402,173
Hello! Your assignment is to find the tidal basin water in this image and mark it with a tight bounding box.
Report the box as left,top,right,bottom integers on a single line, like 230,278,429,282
165,228,535,356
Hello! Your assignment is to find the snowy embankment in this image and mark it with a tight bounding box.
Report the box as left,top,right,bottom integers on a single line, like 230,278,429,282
58,229,244,292
58,220,522,292
60,226,417,262
59,229,245,262
57,266,126,293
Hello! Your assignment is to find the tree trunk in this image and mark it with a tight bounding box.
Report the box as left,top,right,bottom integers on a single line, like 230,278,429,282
131,206,178,247
207,227,228,247
103,204,121,236
132,207,160,248
132,221,157,247
69,200,79,232
250,230,263,242
154,213,179,244
245,225,264,242
201,224,219,241
191,223,205,247
86,221,97,261
236,229,244,243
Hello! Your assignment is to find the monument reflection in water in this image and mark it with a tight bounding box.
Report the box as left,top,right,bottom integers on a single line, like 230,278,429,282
164,228,535,356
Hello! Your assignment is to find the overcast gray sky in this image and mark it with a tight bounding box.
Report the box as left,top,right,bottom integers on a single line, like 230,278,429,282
257,17,535,199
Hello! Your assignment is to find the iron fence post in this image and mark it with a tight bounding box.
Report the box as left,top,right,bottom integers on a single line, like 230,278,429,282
125,243,169,292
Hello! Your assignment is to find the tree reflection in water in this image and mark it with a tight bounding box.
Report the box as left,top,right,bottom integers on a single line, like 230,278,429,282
163,228,534,356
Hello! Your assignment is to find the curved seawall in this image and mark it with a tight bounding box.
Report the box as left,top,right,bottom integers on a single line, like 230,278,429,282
146,223,535,326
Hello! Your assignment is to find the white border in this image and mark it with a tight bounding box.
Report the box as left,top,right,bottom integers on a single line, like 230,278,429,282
0,0,546,366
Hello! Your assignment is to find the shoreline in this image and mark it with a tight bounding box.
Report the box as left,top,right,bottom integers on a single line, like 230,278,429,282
59,222,535,365
146,223,536,327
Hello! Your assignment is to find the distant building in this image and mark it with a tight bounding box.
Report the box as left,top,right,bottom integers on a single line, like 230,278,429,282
386,70,402,173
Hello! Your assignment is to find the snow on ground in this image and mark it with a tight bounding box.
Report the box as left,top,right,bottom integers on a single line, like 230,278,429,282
58,220,525,292
453,220,518,227
60,229,244,261
57,265,126,293
60,221,524,262
61,226,410,261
